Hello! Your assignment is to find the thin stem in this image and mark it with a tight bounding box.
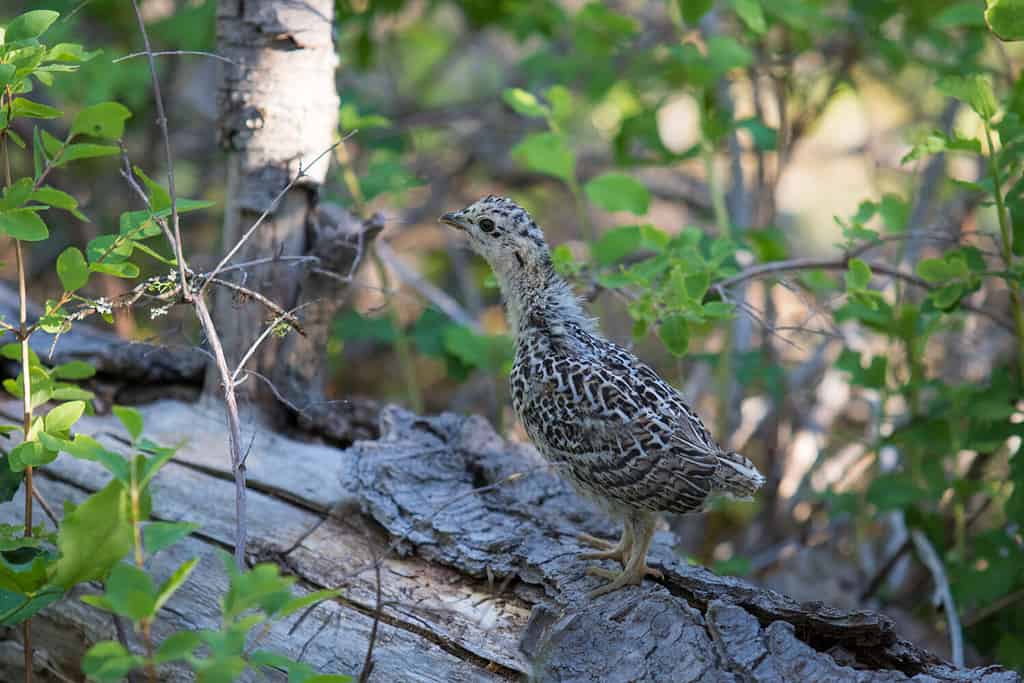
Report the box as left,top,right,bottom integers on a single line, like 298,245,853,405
193,296,248,568
5,103,34,683
130,0,189,298
200,139,341,296
129,458,157,683
984,121,1024,383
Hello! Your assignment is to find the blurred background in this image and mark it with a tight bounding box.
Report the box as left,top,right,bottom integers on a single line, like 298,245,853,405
4,0,1024,672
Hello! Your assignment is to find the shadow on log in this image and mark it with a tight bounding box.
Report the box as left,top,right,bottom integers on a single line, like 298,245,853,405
0,381,1017,680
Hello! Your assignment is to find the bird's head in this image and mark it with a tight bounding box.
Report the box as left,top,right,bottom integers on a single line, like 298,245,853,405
440,195,550,277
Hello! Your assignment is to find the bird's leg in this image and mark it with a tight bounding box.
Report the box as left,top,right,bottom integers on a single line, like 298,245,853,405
577,523,634,565
587,513,662,597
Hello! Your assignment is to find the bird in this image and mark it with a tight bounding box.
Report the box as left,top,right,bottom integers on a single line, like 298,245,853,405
440,195,766,597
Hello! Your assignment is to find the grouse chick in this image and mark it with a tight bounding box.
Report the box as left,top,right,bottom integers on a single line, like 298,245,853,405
441,195,766,596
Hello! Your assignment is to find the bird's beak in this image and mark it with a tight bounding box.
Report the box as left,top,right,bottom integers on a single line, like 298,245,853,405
440,211,465,230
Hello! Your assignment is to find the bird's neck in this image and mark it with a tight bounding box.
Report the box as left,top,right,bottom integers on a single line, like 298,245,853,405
494,259,591,336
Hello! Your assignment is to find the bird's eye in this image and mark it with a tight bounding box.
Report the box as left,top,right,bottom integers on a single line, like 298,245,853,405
479,218,496,233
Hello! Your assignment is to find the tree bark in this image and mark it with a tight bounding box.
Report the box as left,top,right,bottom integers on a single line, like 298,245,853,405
212,0,341,420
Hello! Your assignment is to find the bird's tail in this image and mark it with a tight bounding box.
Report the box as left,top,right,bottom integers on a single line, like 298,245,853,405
712,451,766,500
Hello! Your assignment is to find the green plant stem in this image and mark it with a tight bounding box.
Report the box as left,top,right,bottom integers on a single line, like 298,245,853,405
984,121,1024,384
129,462,158,683
4,89,34,683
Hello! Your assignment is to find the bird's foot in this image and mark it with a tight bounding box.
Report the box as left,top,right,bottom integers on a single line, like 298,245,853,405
586,562,663,597
577,533,630,564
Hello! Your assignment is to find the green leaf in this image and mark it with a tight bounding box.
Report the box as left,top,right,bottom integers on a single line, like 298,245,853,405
91,261,140,279
55,247,90,293
735,118,777,151
584,173,650,215
502,88,548,118
0,547,52,594
4,11,59,43
143,521,199,556
33,187,87,221
986,0,1024,40
52,361,95,381
11,99,63,120
48,479,134,589
510,132,575,182
706,36,754,74
679,0,714,23
878,194,908,233
154,631,201,665
8,442,56,470
936,75,999,120
0,209,49,241
81,640,144,683
222,555,296,619
97,562,157,620
58,143,120,165
845,258,872,290
10,98,62,120
0,454,23,503
593,226,643,265
0,585,63,626
930,282,965,309
684,271,711,300
0,65,15,90
0,178,32,211
917,257,953,282
112,405,143,441
44,400,85,435
45,42,102,63
732,0,767,34
153,558,198,614
658,315,690,356
867,474,927,512
70,102,132,140
936,2,986,28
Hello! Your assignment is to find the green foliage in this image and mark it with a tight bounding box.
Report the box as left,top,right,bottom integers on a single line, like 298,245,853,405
584,173,650,215
986,0,1024,40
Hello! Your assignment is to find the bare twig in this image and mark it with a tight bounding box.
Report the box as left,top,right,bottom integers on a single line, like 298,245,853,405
113,50,237,65
230,303,312,383
31,487,59,528
374,241,479,329
200,138,351,296
910,529,963,667
130,0,189,298
962,587,1024,629
194,296,248,568
358,556,384,683
860,538,911,601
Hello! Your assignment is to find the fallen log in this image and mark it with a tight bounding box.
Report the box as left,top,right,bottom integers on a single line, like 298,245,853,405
0,397,1016,681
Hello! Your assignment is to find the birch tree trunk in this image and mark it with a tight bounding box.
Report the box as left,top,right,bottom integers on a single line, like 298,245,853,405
212,0,340,419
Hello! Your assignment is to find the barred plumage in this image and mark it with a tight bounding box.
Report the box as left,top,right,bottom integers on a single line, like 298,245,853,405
441,195,766,596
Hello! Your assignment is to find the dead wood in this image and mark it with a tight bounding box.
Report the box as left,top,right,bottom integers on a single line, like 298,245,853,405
0,396,1016,682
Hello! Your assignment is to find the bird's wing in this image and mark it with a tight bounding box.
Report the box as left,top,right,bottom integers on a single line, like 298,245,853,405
518,348,719,513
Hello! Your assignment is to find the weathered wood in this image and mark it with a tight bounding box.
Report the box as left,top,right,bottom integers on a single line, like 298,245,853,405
213,0,342,417
0,399,1017,682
